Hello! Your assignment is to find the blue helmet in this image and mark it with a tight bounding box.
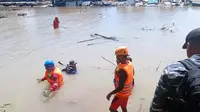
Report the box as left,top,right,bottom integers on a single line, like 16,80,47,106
44,60,55,68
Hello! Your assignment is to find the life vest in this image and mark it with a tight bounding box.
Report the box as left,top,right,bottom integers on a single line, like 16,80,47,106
53,20,60,29
45,67,64,87
114,61,134,98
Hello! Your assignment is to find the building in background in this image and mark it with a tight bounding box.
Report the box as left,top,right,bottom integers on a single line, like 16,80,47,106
191,0,200,6
0,0,38,2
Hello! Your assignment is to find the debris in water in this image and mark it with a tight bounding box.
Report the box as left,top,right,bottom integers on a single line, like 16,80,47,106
142,108,148,112
137,98,147,112
77,37,100,43
141,26,155,31
137,104,143,112
160,23,177,33
0,16,6,19
88,66,113,70
87,41,109,46
141,26,147,30
156,61,161,71
134,37,142,39
17,13,27,16
90,33,119,41
77,33,119,46
101,56,116,66
0,103,12,112
140,98,145,100
60,26,68,29
0,103,12,108
67,101,77,105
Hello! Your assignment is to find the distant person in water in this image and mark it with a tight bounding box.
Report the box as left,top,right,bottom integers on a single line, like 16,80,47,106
53,17,60,29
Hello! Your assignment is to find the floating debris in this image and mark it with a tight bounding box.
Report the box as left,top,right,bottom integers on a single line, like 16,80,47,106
0,16,6,19
11,9,20,11
140,98,145,100
134,37,142,39
137,104,143,112
87,41,109,46
160,23,175,31
58,61,65,66
141,26,155,31
77,33,119,46
90,33,119,41
60,26,68,29
156,61,161,71
88,66,113,70
77,37,100,43
101,56,116,66
160,23,179,34
68,101,77,105
0,103,12,108
17,13,27,16
0,103,12,112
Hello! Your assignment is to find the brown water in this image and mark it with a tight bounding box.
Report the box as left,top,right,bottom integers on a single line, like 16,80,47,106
0,6,200,112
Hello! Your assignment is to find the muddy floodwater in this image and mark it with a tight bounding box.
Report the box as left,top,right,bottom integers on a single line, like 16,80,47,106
1,6,200,112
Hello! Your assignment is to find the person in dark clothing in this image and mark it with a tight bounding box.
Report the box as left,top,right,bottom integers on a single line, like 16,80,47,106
61,60,77,74
150,28,200,112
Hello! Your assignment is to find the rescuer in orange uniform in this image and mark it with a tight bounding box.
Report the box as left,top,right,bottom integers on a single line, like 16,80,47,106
107,46,134,112
37,60,64,97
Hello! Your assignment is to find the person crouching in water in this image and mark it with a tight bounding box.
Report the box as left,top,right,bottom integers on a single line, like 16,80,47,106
107,46,134,112
53,17,60,29
37,60,64,97
61,60,77,74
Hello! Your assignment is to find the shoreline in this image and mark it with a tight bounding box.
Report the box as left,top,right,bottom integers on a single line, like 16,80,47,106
0,1,52,8
0,1,193,8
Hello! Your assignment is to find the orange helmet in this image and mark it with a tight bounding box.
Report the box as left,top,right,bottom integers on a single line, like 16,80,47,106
115,46,129,56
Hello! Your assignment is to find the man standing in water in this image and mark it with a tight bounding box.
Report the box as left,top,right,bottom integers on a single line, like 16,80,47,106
107,46,134,112
117,56,135,86
150,28,200,112
37,60,64,97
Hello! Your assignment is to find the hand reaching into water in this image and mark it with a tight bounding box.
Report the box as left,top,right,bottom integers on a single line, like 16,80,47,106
43,90,51,97
37,79,43,83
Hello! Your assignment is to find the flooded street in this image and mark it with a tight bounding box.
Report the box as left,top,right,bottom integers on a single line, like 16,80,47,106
1,6,200,112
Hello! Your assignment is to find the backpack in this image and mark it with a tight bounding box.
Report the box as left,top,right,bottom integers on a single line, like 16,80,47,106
177,59,200,112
